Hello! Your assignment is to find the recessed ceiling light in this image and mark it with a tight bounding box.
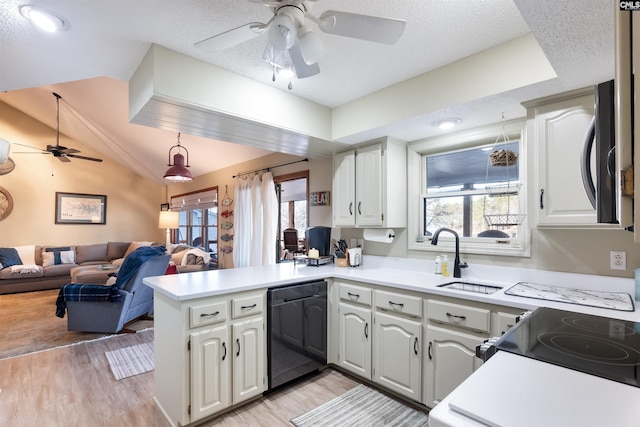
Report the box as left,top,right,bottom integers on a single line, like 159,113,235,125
19,5,68,32
435,119,461,130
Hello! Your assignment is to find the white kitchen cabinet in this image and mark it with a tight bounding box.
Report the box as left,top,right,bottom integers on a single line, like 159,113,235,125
190,325,230,420
232,317,265,404
332,137,406,228
373,311,422,401
493,311,520,336
337,302,372,378
424,324,484,408
154,290,266,426
524,88,611,228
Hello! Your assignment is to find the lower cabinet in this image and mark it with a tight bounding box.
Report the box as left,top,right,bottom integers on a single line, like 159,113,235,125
154,290,265,427
336,281,423,402
423,324,484,408
373,311,422,401
337,302,372,378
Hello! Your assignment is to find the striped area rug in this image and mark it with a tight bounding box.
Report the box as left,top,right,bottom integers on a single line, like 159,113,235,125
291,384,429,427
105,342,154,380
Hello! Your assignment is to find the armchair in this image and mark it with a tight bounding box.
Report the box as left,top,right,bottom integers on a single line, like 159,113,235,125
64,254,170,333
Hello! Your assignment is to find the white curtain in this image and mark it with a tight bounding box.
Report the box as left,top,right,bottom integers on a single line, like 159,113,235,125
233,171,278,268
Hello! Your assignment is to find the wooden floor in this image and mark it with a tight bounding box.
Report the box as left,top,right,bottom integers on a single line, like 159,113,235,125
0,290,361,426
0,331,359,426
0,289,152,359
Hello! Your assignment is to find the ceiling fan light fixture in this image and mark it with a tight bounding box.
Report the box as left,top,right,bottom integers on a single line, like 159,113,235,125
19,5,68,32
164,133,193,182
297,25,324,65
269,14,296,50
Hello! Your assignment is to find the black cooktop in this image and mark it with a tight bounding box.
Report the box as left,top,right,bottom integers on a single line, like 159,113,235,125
495,307,640,388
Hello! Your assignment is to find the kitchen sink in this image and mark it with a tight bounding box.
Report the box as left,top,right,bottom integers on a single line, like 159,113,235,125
438,281,502,294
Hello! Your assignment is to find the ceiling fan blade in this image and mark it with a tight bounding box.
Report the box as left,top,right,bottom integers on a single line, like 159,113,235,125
47,144,80,154
13,142,46,152
194,22,268,52
57,155,71,163
66,154,103,163
289,44,320,79
317,10,406,45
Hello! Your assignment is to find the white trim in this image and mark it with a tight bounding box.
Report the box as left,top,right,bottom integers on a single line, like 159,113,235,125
407,119,531,258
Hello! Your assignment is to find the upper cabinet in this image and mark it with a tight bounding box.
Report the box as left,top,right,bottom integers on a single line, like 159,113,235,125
332,137,407,228
525,88,611,228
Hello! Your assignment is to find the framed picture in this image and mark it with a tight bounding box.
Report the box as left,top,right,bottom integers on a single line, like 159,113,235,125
0,186,13,221
55,192,107,224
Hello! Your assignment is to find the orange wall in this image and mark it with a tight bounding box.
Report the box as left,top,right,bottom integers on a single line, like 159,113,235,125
0,101,165,246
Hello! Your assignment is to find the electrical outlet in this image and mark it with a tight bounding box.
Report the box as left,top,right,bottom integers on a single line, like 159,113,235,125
610,251,626,270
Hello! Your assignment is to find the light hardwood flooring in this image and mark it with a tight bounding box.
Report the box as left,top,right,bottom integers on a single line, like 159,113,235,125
0,289,152,359
0,290,361,426
0,329,359,426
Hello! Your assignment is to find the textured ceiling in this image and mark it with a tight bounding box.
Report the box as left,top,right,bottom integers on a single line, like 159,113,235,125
0,0,615,183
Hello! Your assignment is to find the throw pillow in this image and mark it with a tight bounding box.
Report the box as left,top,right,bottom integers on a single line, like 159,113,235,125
15,245,35,265
186,253,205,265
42,247,75,267
0,247,22,269
170,249,188,265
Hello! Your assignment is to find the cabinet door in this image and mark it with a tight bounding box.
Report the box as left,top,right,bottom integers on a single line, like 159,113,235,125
494,312,519,336
233,317,265,404
190,325,231,421
373,311,422,401
424,324,484,408
333,150,356,226
338,303,372,378
534,93,598,227
356,144,383,226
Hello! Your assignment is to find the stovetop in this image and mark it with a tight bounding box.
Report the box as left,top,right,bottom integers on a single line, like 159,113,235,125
495,307,640,388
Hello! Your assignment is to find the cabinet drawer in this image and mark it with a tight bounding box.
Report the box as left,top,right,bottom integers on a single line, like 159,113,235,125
190,301,227,328
232,294,264,319
374,289,422,318
427,300,490,333
339,283,373,306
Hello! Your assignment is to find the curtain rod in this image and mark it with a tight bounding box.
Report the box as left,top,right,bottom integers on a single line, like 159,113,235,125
232,158,309,178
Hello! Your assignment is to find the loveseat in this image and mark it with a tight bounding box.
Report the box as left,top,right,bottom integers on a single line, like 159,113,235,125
0,242,217,295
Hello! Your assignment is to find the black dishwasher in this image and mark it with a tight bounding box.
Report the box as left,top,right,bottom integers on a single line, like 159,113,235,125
267,280,327,390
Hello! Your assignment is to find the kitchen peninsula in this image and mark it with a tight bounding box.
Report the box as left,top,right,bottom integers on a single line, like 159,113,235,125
144,257,640,427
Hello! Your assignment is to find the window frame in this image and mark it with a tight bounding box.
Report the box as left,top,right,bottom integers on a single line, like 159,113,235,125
407,119,530,258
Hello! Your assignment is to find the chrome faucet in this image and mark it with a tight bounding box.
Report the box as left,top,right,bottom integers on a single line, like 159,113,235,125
431,228,468,278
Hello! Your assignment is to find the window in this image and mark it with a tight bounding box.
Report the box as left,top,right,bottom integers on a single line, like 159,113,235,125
424,141,521,238
408,121,529,257
170,188,218,255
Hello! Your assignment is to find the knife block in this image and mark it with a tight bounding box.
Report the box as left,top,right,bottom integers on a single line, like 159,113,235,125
336,252,349,267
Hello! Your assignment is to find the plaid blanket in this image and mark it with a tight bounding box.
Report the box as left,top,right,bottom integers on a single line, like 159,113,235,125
55,284,122,318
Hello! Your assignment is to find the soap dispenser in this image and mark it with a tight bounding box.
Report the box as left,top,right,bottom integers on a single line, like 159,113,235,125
434,256,442,275
441,255,449,277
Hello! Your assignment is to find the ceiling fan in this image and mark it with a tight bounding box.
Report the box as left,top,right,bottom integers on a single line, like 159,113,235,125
13,92,103,163
194,0,406,84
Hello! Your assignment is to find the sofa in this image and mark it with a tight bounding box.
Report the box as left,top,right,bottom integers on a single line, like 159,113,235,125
0,242,217,295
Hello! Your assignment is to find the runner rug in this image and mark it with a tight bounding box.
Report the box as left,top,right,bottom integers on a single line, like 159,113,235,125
290,384,429,427
105,341,154,380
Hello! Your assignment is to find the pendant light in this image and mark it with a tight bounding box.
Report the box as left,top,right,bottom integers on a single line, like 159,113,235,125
163,132,192,182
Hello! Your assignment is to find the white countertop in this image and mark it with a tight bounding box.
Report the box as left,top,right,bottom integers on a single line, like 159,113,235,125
144,256,640,322
429,351,640,427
